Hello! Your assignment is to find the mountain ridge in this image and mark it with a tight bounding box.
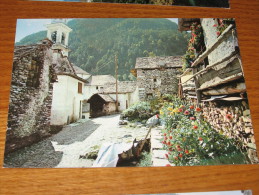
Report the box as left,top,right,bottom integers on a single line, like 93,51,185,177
16,19,189,80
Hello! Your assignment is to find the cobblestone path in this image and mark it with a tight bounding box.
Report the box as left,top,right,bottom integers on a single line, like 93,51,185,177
4,114,148,168
4,119,100,168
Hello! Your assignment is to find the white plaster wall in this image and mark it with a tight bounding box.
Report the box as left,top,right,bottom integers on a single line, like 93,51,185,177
109,93,128,111
51,75,84,125
84,85,102,100
108,102,116,113
129,87,140,106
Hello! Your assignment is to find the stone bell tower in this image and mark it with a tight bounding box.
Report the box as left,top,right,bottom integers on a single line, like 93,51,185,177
46,19,72,57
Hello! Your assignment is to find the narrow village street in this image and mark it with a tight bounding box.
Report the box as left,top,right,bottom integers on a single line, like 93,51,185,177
4,114,148,168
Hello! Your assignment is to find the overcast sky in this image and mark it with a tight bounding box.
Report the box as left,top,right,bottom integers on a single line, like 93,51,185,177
15,18,178,42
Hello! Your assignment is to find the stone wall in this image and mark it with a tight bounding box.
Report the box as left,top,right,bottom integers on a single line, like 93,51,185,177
5,40,55,153
200,18,239,64
137,68,181,100
201,100,258,163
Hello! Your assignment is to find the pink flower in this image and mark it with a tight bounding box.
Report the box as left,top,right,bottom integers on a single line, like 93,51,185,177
226,114,233,120
184,110,190,115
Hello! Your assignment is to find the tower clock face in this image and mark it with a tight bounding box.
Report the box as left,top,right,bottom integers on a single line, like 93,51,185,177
51,31,57,43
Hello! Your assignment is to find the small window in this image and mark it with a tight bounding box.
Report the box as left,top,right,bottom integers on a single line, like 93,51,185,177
96,86,98,90
154,78,157,82
26,60,40,88
78,82,82,94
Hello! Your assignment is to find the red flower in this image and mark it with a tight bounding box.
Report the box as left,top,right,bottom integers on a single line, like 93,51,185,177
164,133,167,136
195,107,201,112
162,141,166,145
217,31,221,36
199,137,203,141
226,114,233,120
176,145,181,148
178,108,183,112
169,136,172,139
174,156,178,160
184,110,190,115
179,153,183,158
165,154,169,158
185,150,189,154
190,117,195,120
213,24,218,27
193,125,198,129
167,141,171,146
177,148,182,152
189,105,194,109
166,164,171,167
164,136,168,140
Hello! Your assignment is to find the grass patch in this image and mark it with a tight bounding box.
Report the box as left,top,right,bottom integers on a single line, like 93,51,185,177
137,151,152,167
195,151,249,166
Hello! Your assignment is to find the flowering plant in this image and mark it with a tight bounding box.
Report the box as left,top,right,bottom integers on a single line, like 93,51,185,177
182,22,204,70
159,97,241,166
213,18,234,37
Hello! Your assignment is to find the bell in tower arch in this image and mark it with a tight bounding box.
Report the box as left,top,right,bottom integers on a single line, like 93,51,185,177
61,33,66,45
51,31,57,43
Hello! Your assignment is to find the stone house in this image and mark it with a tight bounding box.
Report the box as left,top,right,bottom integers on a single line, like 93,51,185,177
132,56,182,100
103,81,139,111
5,19,87,153
47,19,87,126
6,39,56,153
87,94,116,118
84,75,116,99
73,65,91,119
179,18,242,99
178,18,257,163
50,61,87,126
87,81,139,117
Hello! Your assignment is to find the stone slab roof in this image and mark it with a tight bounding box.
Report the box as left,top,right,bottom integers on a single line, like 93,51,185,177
135,56,182,69
73,65,91,75
97,94,116,103
88,75,116,86
103,81,137,94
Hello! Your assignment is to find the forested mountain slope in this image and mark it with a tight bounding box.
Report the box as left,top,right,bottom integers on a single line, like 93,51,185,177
16,19,190,80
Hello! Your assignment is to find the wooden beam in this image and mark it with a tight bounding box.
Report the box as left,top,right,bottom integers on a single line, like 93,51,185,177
198,72,243,91
181,51,238,85
202,82,246,96
193,67,202,104
191,24,235,68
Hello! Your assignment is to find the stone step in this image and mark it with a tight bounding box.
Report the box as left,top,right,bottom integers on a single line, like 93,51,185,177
152,158,172,167
152,149,168,159
151,138,163,150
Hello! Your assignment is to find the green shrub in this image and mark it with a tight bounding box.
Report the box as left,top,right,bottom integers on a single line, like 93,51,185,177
122,101,153,122
137,151,152,167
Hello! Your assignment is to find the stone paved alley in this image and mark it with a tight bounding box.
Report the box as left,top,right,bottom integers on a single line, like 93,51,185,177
4,114,148,168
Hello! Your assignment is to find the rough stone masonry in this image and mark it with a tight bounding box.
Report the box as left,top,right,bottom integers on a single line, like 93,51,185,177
5,39,56,153
5,38,77,154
